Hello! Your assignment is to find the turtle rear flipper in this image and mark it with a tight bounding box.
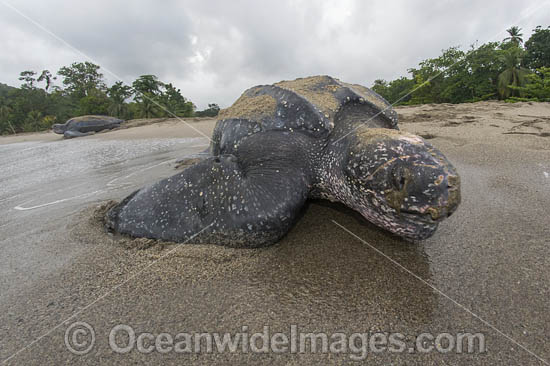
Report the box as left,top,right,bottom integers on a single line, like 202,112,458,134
106,131,314,247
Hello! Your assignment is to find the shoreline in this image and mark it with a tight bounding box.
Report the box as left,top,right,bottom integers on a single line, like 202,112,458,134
2,100,548,146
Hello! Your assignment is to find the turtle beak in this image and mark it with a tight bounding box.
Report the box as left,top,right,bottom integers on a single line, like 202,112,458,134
426,173,461,220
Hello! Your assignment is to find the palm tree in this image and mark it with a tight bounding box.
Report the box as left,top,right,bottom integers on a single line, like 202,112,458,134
504,26,523,46
132,75,162,118
0,105,16,134
21,110,43,132
108,101,127,118
138,94,159,118
37,70,56,91
107,81,133,118
497,47,530,98
0,105,10,122
18,70,37,89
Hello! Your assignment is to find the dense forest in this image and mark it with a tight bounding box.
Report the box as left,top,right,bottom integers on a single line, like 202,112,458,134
371,26,550,105
0,64,220,135
1,26,549,135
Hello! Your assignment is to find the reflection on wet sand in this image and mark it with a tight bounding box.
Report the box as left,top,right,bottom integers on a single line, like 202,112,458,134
77,199,438,331
253,201,437,328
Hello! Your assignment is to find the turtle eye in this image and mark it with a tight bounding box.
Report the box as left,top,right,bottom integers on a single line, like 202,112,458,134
391,165,407,191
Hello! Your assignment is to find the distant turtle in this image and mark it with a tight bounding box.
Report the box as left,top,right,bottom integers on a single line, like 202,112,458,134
106,76,461,247
52,115,123,138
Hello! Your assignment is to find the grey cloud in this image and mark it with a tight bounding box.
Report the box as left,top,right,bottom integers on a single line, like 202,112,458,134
1,0,548,109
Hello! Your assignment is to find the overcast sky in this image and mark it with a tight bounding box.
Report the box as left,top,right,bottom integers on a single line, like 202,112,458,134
1,0,548,109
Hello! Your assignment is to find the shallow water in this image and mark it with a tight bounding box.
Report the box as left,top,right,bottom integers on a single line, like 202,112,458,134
0,136,208,292
0,137,207,214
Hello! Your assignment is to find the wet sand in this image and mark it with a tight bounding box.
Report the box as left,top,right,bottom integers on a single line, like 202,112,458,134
1,102,550,365
0,117,217,144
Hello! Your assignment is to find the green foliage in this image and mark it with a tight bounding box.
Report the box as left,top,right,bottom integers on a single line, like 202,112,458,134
372,78,416,104
0,83,16,98
195,103,221,117
0,105,15,134
159,83,195,117
504,97,530,103
504,26,523,47
459,42,502,101
510,67,550,101
107,81,133,118
1,72,74,134
22,110,43,132
37,70,56,91
5,88,49,130
78,88,110,115
126,102,141,120
132,76,195,118
3,24,549,135
371,25,549,105
0,61,203,134
405,44,504,104
41,115,57,129
497,46,530,98
406,46,468,104
132,75,163,118
58,62,106,99
19,71,37,89
524,26,550,70
371,79,388,96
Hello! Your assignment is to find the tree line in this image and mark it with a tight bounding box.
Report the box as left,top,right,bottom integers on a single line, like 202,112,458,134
1,25,549,135
0,62,220,135
371,26,550,105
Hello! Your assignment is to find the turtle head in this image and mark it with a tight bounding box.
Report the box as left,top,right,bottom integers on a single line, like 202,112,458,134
342,128,461,240
52,123,66,134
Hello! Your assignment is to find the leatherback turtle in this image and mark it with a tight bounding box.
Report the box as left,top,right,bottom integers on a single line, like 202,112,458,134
52,115,123,138
106,76,460,247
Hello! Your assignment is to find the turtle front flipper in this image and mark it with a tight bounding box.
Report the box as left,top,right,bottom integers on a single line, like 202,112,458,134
106,130,314,247
174,149,211,170
63,130,95,139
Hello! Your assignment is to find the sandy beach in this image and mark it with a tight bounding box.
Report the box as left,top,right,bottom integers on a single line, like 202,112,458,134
1,101,549,364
